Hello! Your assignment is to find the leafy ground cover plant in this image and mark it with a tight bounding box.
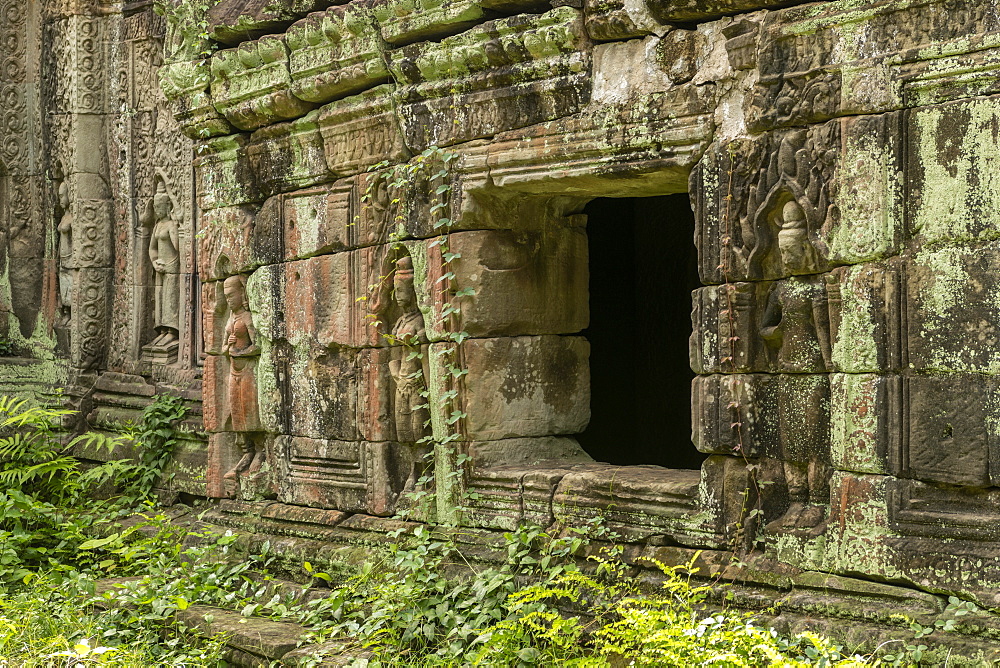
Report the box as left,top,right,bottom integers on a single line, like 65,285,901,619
284,525,894,668
0,394,184,583
0,394,936,666
0,572,226,667
0,393,231,664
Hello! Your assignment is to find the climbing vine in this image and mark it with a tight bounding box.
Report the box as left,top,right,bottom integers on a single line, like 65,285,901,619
360,146,474,524
126,393,189,504
153,0,220,61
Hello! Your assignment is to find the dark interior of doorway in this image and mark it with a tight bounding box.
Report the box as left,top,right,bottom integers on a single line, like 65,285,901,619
577,194,706,470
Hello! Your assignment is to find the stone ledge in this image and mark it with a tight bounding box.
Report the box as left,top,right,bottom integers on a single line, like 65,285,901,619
177,605,305,662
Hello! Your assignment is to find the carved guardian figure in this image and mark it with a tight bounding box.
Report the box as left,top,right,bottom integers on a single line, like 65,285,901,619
388,255,430,444
144,180,181,348
221,275,264,487
57,181,73,324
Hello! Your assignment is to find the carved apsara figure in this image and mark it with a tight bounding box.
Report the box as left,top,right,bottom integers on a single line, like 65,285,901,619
759,201,832,372
57,180,74,323
221,275,264,483
758,213,833,531
388,256,430,444
144,180,181,347
741,128,834,281
774,200,819,276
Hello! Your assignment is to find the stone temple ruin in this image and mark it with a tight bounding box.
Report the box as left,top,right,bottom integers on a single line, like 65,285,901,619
11,0,1000,655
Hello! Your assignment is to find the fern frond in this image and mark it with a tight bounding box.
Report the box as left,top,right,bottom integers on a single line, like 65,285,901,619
68,431,130,457
0,405,70,432
0,456,79,491
0,396,28,419
0,433,58,463
77,459,138,492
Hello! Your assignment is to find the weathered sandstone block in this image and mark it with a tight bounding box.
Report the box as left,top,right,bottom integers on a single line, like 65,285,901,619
414,228,589,340
464,467,528,530
828,373,901,477
247,249,385,349
750,0,1000,131
907,242,1000,373
211,35,315,131
253,181,355,265
371,0,549,45
693,112,903,284
273,436,413,516
584,0,667,41
194,133,262,210
908,96,1000,247
693,373,830,462
467,437,592,469
160,60,234,139
905,373,1000,488
428,335,590,441
464,444,593,531
488,84,714,195
198,205,259,280
247,109,333,197
888,475,1000,546
553,465,709,543
255,341,397,441
648,0,797,23
389,8,592,151
208,0,336,45
691,261,903,375
285,4,389,104
317,84,410,176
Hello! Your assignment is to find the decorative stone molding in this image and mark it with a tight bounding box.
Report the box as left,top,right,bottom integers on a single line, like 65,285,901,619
285,4,389,105
388,7,592,150
210,35,315,131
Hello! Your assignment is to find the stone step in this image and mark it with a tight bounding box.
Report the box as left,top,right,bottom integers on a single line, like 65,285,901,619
176,605,305,664
175,605,373,667
92,576,365,665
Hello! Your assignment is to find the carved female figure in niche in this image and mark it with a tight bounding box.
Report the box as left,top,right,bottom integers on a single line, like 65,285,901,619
388,256,430,444
758,203,833,532
775,200,819,276
144,180,181,347
221,275,264,482
57,180,73,323
759,200,832,371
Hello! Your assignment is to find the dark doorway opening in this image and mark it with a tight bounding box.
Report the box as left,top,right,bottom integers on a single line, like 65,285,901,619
578,195,705,469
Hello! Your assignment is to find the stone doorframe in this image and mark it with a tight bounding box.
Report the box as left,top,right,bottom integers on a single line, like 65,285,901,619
435,121,742,547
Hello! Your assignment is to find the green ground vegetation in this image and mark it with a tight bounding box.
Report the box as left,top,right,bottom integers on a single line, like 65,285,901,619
0,395,925,666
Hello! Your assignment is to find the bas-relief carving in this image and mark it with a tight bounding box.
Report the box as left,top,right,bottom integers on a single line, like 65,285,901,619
759,227,835,532
387,255,431,445
57,180,74,329
220,275,267,497
76,0,1000,611
739,129,834,281
696,125,838,286
759,274,834,374
385,254,432,491
141,180,181,362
